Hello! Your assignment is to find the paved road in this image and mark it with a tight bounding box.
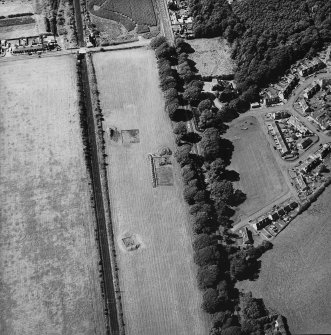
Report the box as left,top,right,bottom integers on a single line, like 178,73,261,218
154,0,174,41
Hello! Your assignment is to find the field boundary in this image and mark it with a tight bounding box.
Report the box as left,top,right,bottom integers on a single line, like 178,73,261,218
86,53,126,335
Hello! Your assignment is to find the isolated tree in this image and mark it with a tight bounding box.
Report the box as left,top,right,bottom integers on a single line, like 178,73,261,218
197,265,220,289
201,288,221,314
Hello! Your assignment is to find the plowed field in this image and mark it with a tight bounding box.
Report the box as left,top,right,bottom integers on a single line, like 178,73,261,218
0,56,105,335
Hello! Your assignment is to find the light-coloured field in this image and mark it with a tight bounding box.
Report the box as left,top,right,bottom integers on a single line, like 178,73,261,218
93,49,208,335
0,56,105,335
225,116,289,222
237,187,331,334
0,0,34,16
0,23,39,39
188,37,234,76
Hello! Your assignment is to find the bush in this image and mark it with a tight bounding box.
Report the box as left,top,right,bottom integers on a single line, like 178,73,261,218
155,42,171,59
189,202,213,216
197,265,220,289
165,100,179,120
201,288,221,314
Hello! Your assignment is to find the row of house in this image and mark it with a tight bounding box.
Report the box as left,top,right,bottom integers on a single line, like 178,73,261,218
303,80,320,99
298,58,326,77
253,202,298,231
267,122,289,155
278,74,299,100
287,115,311,136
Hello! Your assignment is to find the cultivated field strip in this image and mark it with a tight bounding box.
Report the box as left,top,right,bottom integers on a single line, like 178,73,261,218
93,49,208,335
0,56,105,335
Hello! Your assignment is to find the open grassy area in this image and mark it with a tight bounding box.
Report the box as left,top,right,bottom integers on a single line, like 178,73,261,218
237,187,331,334
225,116,289,222
93,49,208,335
188,37,234,77
0,56,105,335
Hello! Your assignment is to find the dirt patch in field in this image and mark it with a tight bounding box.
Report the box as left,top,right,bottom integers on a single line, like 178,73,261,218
225,116,289,222
0,56,105,335
188,37,234,76
237,187,331,334
93,48,208,335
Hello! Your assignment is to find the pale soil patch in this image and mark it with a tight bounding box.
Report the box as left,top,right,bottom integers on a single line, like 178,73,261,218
93,49,208,335
237,187,331,334
225,116,288,222
0,56,105,335
188,37,234,76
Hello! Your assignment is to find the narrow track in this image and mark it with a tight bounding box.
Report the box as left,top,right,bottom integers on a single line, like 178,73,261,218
72,0,120,334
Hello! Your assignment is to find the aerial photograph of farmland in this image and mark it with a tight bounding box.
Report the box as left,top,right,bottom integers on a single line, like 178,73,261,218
0,0,331,334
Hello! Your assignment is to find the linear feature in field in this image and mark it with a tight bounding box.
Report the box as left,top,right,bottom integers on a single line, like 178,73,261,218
93,49,207,335
0,56,105,335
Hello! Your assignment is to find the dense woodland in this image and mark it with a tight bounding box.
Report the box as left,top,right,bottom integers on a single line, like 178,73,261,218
150,36,288,335
189,0,331,108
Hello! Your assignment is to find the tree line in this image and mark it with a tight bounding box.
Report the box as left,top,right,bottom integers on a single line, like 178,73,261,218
151,36,281,335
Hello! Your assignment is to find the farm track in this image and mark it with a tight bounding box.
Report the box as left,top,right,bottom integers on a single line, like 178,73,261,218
73,0,121,333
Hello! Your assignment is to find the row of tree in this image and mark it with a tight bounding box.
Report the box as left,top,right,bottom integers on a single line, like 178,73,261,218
151,36,276,335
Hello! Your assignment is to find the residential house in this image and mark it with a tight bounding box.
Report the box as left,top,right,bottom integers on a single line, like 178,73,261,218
303,81,320,99
298,58,326,77
278,75,299,100
311,109,331,130
272,110,290,120
298,98,310,114
297,137,313,150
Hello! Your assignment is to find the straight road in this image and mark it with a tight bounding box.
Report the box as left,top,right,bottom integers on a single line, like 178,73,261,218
72,0,121,333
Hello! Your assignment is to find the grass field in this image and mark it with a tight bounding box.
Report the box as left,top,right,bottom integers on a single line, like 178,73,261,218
188,37,234,77
237,187,331,334
225,116,289,222
0,56,105,335
93,49,208,335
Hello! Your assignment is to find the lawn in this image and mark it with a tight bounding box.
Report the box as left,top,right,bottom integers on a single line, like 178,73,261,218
225,116,289,222
237,187,331,334
93,49,208,335
0,56,105,335
188,37,234,77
